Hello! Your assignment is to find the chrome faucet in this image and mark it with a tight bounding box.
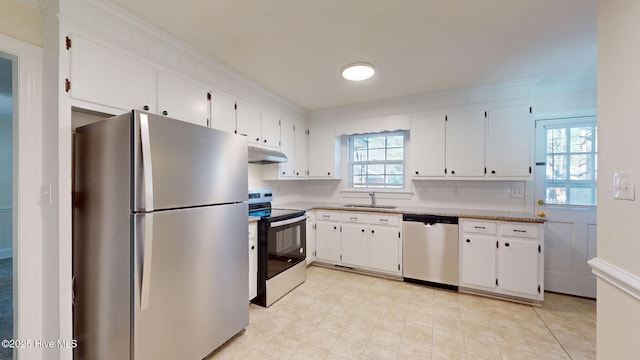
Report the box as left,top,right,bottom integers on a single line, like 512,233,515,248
369,191,376,206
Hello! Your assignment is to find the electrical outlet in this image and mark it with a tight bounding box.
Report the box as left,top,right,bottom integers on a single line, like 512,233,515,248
511,187,525,198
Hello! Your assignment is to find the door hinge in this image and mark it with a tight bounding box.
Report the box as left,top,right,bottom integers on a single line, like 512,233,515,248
207,92,212,101
64,78,71,93
65,36,72,50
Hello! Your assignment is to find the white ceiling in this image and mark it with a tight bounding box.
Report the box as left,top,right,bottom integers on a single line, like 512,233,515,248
106,0,597,111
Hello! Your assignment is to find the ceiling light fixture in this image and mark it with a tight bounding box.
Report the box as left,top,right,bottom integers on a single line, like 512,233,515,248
341,62,375,81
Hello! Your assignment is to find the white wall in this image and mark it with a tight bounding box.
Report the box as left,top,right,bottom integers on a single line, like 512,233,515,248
0,0,42,47
262,79,596,211
594,0,640,358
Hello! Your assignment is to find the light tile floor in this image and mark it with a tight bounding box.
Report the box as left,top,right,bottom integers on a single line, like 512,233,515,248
209,266,596,360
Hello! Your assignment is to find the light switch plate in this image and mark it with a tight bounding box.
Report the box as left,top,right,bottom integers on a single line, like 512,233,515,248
613,172,635,200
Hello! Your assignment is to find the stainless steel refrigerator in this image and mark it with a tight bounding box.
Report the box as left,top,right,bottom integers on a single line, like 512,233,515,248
73,110,249,359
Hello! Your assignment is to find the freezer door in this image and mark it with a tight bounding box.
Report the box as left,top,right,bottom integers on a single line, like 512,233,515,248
133,202,249,360
133,111,248,211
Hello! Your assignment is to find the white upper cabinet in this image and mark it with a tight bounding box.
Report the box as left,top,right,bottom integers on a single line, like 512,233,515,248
260,111,281,150
235,100,261,144
210,90,237,134
279,118,296,177
445,109,486,177
308,124,340,178
69,34,156,113
486,104,532,177
157,68,209,127
294,124,308,177
410,114,446,177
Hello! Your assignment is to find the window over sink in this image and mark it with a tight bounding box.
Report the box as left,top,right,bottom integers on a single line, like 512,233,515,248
347,131,406,189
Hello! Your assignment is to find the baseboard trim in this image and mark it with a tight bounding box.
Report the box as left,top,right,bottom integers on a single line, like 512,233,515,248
588,257,640,301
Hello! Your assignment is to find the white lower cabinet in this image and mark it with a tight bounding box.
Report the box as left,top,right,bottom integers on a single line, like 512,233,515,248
459,219,544,302
315,211,341,263
248,222,258,301
314,210,402,276
305,212,316,264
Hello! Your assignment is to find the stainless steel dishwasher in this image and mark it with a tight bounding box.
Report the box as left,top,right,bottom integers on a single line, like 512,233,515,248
402,214,459,290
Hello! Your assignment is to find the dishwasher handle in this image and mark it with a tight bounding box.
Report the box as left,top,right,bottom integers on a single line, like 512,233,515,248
403,214,458,225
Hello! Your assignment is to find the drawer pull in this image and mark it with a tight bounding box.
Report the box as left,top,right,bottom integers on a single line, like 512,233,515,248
513,229,527,233
474,226,486,230
322,215,330,218
350,217,358,221
379,218,388,222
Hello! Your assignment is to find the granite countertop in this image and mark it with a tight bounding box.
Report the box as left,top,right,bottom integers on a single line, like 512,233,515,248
273,202,544,223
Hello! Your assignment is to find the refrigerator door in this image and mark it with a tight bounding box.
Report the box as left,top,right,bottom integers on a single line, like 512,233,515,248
133,202,249,359
134,111,248,212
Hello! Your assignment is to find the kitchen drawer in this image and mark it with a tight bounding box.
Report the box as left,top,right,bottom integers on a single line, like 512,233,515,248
369,214,399,226
500,223,539,238
341,212,369,224
461,220,497,234
316,211,340,222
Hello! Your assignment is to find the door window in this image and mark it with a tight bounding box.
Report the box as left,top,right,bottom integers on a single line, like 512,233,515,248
543,122,597,206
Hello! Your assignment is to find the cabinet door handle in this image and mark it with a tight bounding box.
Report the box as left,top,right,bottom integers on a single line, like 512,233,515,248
371,230,375,234
263,139,267,143
162,110,168,116
451,170,456,175
256,137,260,142
466,239,471,243
251,245,255,250
505,242,510,247
491,170,496,174
143,105,150,111
361,229,365,232
415,171,419,175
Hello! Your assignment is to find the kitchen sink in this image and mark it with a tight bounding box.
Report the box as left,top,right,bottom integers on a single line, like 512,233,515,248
343,204,397,209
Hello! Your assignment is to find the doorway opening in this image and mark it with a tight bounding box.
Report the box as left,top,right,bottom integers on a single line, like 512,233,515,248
0,53,14,360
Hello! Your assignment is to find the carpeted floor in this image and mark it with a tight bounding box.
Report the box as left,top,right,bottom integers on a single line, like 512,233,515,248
0,257,12,360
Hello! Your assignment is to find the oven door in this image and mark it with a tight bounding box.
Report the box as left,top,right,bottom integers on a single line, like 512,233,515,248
266,214,306,279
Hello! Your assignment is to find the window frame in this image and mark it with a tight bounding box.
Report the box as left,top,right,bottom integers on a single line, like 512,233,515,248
347,130,407,190
543,121,598,207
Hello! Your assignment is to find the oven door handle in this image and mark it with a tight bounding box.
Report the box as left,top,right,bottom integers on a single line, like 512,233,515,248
270,214,307,228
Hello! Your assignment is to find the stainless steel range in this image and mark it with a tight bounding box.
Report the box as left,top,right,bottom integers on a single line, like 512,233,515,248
248,190,306,307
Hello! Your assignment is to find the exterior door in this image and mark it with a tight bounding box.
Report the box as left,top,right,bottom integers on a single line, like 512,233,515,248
534,117,597,298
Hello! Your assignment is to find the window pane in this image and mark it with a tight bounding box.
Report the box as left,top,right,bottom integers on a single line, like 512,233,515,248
387,148,404,160
368,137,385,149
547,128,567,153
386,164,403,175
547,155,567,181
569,154,593,180
570,188,595,206
354,149,367,161
546,187,567,204
570,127,594,153
387,136,403,147
353,137,368,149
369,149,385,161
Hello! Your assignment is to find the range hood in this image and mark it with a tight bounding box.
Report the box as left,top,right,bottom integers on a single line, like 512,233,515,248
247,145,288,164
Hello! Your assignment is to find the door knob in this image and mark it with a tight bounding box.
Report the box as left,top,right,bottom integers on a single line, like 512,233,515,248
537,200,545,206
537,212,546,218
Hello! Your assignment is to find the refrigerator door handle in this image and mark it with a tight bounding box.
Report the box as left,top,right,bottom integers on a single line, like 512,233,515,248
140,212,154,311
140,113,154,212
139,113,155,311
